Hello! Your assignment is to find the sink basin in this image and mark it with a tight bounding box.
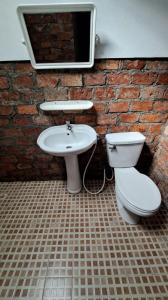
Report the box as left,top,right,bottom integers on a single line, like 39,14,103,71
37,124,97,156
37,124,97,193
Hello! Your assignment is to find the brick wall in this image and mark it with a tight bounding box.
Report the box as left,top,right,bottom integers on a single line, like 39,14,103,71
150,121,168,205
0,59,168,185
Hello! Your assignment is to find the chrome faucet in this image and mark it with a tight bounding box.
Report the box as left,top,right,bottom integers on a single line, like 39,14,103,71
66,121,73,132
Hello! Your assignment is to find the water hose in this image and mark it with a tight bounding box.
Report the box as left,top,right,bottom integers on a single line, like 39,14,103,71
82,140,114,195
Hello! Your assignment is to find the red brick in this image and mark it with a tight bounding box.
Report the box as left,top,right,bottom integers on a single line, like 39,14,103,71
109,102,129,112
33,115,51,125
74,115,96,124
129,124,149,133
49,162,63,173
17,163,32,170
62,74,82,86
0,77,9,89
96,60,120,70
19,90,44,102
36,160,52,171
22,128,41,137
0,106,13,115
157,74,168,85
17,137,33,146
161,138,168,150
0,162,16,171
69,87,93,100
161,139,168,151
0,137,15,146
51,115,74,126
106,87,116,99
37,74,60,87
36,154,53,162
146,61,168,70
15,63,34,73
17,105,38,115
118,87,140,99
97,114,117,125
2,156,17,163
25,146,41,158
131,101,153,112
0,63,13,72
0,91,20,102
149,124,162,134
14,117,32,126
110,125,129,133
16,157,33,169
123,60,145,70
94,87,115,100
140,113,167,123
84,73,105,86
160,149,168,162
3,146,22,157
132,73,157,84
44,87,68,100
93,103,106,113
58,31,72,41
120,113,139,123
1,128,22,137
153,101,168,112
145,134,156,144
41,40,52,48
0,118,9,126
94,87,107,100
107,73,130,85
140,87,165,99
13,76,33,89
96,126,107,135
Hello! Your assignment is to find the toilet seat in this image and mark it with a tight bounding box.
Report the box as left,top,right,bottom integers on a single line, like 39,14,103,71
115,167,161,215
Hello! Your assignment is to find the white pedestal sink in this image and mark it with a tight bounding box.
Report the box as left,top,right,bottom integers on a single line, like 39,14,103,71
37,124,97,193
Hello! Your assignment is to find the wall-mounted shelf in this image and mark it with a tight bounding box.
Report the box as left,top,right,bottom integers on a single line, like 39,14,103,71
40,100,93,112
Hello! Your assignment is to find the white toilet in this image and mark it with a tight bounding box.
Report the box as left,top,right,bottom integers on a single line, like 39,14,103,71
105,132,161,224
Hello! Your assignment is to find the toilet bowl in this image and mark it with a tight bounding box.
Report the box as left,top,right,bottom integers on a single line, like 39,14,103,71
115,167,161,224
105,132,161,224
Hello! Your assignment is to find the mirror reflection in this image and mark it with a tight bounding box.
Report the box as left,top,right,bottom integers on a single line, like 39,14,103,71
24,12,91,63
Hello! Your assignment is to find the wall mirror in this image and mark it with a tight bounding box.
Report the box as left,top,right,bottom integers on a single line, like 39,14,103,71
17,4,96,69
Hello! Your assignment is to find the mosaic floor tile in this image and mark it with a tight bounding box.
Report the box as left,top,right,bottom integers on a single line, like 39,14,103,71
43,277,72,300
0,180,168,299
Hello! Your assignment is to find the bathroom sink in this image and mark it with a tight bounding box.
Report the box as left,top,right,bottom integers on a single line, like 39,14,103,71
37,124,97,156
37,124,97,194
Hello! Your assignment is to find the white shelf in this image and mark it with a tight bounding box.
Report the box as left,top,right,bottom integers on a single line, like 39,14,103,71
40,100,93,112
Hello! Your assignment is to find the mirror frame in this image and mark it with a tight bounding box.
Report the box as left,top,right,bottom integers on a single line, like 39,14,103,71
17,3,96,69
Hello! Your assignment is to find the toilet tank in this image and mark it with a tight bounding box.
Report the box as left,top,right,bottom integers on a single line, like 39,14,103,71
105,132,146,168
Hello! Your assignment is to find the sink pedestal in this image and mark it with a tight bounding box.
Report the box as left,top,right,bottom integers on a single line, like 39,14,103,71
64,155,82,193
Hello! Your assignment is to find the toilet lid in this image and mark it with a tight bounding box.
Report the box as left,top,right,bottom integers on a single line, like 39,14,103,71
115,168,161,212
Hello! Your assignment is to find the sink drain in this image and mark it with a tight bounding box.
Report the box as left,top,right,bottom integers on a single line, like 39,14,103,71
66,146,72,149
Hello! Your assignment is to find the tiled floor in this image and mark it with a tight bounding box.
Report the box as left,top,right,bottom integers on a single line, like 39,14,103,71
0,180,168,300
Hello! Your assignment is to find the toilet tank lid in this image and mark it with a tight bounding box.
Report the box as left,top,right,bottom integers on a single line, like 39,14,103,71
105,132,146,145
